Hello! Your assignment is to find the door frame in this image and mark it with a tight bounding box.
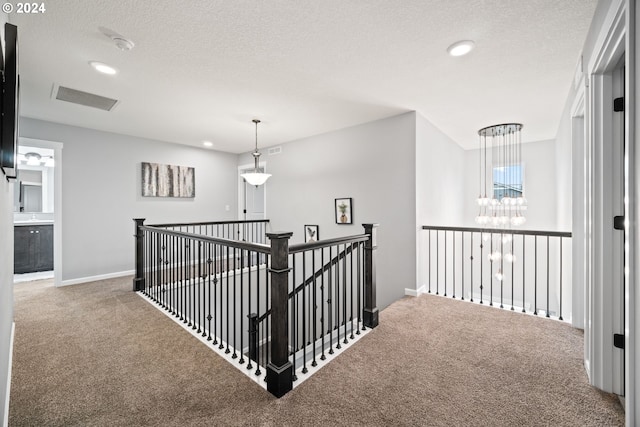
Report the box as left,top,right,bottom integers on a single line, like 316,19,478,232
18,137,63,287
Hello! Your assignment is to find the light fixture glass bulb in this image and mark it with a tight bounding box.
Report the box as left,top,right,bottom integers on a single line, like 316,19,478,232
25,153,41,166
241,172,271,186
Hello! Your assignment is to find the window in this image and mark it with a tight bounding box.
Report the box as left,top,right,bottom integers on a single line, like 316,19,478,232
493,164,523,200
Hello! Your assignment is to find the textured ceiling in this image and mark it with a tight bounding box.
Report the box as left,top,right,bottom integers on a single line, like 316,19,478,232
12,0,597,153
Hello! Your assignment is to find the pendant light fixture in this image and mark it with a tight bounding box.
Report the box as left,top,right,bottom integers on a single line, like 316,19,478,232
240,119,271,186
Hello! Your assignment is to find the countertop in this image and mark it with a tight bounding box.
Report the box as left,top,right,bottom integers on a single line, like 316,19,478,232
14,220,54,226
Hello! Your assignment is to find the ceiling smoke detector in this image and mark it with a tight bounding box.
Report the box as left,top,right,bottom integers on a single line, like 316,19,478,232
98,26,135,51
112,37,134,51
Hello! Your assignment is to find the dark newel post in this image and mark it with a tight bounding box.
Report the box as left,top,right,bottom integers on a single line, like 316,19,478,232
133,218,146,291
363,223,379,328
266,231,293,398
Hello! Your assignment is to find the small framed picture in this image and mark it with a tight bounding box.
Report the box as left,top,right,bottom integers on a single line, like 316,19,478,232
335,198,353,224
305,225,319,242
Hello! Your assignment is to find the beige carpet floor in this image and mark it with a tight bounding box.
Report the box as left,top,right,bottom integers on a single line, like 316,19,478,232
9,276,624,426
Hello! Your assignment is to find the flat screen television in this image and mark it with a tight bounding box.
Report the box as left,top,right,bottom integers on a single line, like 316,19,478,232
0,23,18,178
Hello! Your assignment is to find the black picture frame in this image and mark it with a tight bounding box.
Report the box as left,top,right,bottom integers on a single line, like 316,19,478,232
304,225,319,242
335,198,353,224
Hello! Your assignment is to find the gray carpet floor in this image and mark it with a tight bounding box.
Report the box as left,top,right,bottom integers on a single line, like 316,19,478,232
9,276,625,426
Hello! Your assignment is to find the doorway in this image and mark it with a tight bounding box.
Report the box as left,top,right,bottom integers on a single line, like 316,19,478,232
14,138,63,287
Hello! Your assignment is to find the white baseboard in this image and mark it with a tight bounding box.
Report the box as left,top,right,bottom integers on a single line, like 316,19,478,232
3,322,15,427
60,270,134,287
405,285,427,297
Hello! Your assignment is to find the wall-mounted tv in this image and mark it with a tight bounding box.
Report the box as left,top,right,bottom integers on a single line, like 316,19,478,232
0,23,19,179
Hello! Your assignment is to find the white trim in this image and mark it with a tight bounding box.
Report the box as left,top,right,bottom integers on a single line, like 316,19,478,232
587,0,626,74
584,0,626,396
60,270,134,287
137,290,372,392
628,2,639,425
405,285,427,297
570,83,586,332
3,322,15,427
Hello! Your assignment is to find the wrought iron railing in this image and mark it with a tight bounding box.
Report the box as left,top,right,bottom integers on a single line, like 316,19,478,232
422,225,571,321
132,219,378,398
150,219,269,245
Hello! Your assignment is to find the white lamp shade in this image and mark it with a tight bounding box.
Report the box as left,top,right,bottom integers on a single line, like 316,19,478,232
241,172,272,186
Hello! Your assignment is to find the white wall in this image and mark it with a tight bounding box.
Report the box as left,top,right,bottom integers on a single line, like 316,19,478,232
239,112,416,310
19,118,239,283
415,113,465,292
463,139,560,231
555,103,574,232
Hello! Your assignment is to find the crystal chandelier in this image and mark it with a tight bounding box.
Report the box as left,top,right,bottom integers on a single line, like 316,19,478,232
475,123,526,281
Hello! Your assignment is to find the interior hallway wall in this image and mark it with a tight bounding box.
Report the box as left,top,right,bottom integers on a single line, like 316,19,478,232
19,118,239,284
239,112,416,309
0,11,14,425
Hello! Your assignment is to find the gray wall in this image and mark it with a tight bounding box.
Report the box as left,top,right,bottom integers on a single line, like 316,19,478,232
20,118,239,282
0,12,12,424
240,112,417,310
415,113,466,291
0,134,13,427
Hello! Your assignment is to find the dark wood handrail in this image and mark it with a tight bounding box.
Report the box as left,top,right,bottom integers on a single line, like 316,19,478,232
140,225,271,254
422,225,571,238
289,234,368,253
149,219,270,228
256,241,361,323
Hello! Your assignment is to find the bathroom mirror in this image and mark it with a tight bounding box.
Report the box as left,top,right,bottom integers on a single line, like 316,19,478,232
13,146,55,213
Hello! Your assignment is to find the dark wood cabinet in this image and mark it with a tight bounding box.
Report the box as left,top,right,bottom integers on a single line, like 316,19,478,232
14,224,53,274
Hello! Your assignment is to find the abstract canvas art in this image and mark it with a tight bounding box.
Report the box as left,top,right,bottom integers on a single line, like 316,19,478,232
141,162,195,198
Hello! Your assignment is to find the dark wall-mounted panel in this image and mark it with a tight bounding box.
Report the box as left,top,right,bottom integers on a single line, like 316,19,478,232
1,23,19,178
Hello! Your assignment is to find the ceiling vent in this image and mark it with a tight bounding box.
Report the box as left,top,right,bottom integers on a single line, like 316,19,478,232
53,85,119,111
268,146,282,156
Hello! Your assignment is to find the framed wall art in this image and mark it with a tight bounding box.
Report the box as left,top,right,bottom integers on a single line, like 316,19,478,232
335,198,352,224
305,225,319,242
141,162,195,198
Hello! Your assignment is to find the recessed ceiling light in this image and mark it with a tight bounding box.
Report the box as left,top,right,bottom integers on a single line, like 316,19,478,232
447,40,475,57
89,61,118,75
203,141,213,147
